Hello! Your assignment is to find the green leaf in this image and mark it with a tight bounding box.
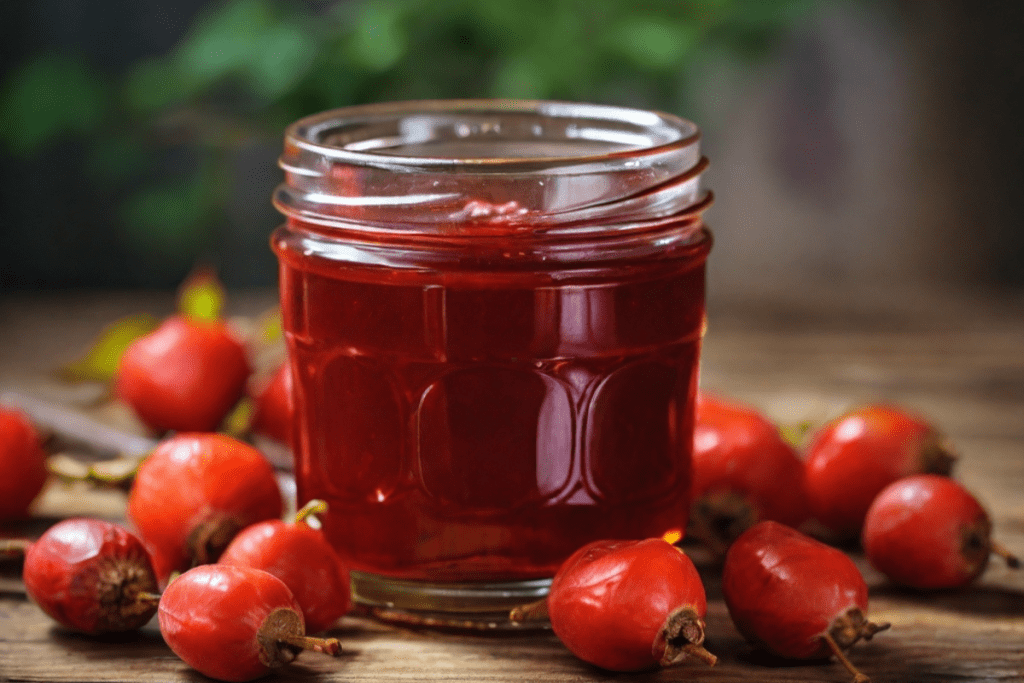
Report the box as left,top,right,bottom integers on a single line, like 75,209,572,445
0,53,107,155
177,267,226,322
246,22,320,100
122,58,189,113
606,16,698,70
58,313,159,383
348,0,408,72
119,171,215,256
490,53,550,99
176,0,273,85
85,135,150,185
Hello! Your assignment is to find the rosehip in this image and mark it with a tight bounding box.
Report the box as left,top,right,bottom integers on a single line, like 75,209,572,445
690,392,809,550
116,315,251,433
862,474,1019,589
158,564,341,682
544,538,716,672
804,404,955,538
0,406,49,520
219,500,350,633
23,518,160,633
723,521,888,683
126,433,283,582
248,362,293,446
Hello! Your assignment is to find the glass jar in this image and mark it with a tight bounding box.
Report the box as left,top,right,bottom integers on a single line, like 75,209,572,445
271,100,712,627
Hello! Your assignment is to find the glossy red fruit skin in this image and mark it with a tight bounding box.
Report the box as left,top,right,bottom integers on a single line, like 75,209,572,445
722,521,869,659
126,433,283,582
219,519,350,633
159,564,303,682
863,474,993,589
691,393,809,534
0,407,48,520
803,405,952,538
116,315,251,433
23,518,158,633
547,538,708,672
249,362,293,446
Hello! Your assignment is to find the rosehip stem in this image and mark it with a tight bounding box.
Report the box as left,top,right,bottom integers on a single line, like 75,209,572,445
278,634,342,656
509,597,549,623
821,631,871,683
991,540,1021,569
294,499,329,526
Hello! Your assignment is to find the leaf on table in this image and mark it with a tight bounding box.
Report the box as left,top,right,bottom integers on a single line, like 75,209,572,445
57,314,159,383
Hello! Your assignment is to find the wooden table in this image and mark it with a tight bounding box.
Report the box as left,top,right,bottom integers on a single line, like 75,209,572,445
1,288,1022,683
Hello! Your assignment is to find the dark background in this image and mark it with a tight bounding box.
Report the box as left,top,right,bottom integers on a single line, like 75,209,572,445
1,0,1022,299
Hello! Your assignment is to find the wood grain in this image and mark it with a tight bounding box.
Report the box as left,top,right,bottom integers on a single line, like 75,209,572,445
1,289,1022,683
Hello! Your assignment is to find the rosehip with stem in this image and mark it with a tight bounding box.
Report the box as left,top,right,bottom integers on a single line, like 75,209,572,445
538,538,716,672
804,404,956,539
159,564,341,682
723,521,889,683
0,405,49,520
690,392,809,552
127,433,283,583
219,500,350,633
116,314,251,434
22,518,160,633
862,474,1019,589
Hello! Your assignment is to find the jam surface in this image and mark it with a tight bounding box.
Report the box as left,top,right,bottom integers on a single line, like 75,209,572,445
275,219,709,582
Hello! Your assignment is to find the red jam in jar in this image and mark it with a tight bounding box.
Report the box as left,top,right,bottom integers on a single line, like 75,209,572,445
272,100,711,623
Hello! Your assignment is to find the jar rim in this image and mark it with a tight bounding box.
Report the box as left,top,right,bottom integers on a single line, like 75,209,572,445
276,99,708,232
283,99,701,172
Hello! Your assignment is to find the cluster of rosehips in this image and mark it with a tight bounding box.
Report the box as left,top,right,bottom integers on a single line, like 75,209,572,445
536,394,1017,681
2,426,350,681
691,392,1017,589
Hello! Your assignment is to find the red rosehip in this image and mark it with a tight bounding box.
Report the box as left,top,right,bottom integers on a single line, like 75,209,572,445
862,474,1019,589
804,405,955,538
545,538,716,672
0,406,49,520
158,564,341,682
219,500,350,633
126,433,283,583
249,362,293,447
690,392,809,550
116,315,251,433
23,518,159,633
723,521,888,683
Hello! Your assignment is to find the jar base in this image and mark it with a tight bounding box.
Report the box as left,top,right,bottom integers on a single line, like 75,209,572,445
350,570,551,631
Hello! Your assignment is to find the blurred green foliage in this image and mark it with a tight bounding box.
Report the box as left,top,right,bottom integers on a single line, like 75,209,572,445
0,0,815,268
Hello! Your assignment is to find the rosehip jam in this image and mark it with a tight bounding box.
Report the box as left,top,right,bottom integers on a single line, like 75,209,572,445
272,100,711,624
